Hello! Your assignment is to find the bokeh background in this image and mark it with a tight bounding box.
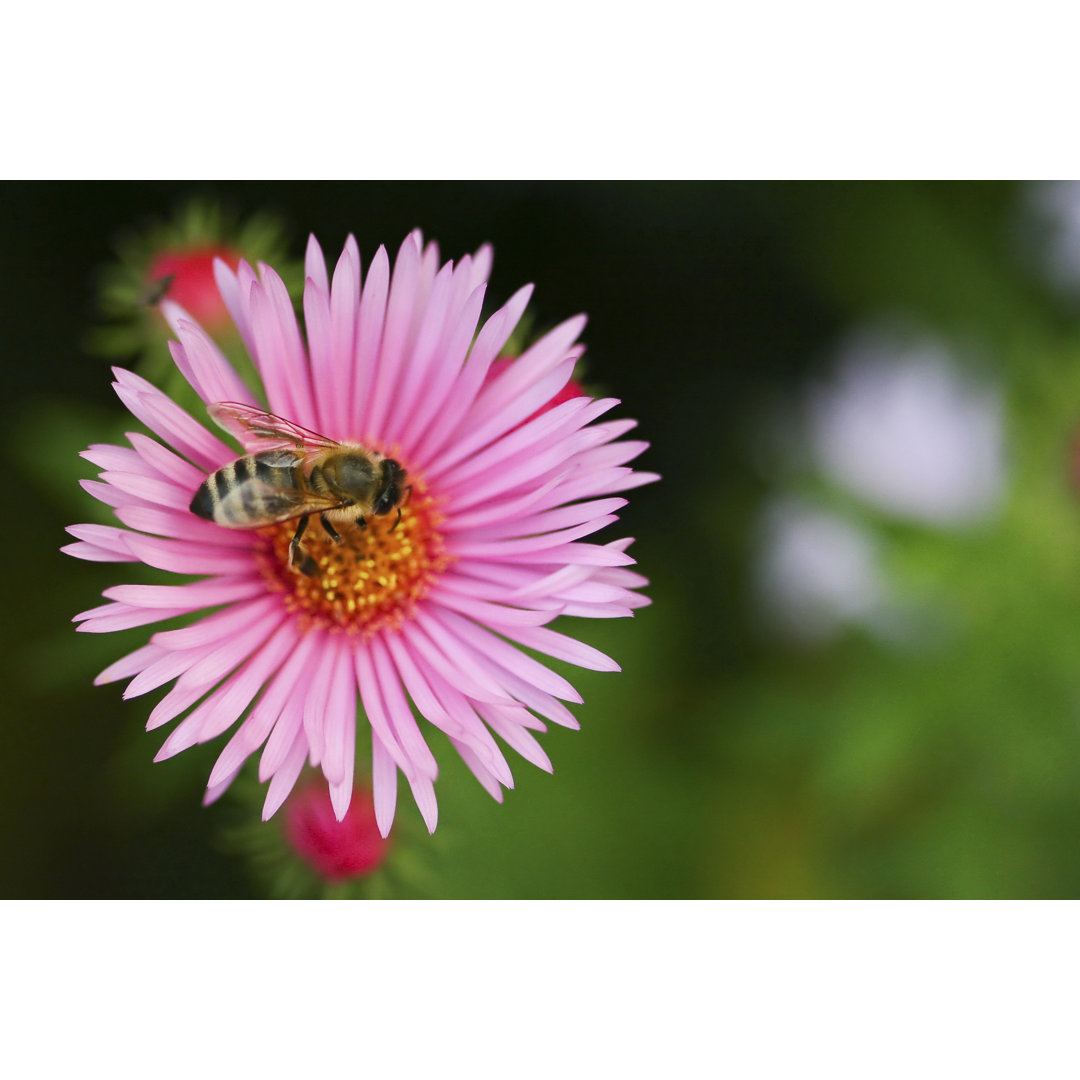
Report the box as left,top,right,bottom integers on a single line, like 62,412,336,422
5,180,1080,898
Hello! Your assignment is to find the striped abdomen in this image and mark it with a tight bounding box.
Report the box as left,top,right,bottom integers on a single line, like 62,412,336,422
190,450,309,528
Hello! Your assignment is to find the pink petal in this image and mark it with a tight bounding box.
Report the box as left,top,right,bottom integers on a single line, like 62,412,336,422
468,540,636,568
451,738,505,802
249,279,301,424
425,606,583,703
350,245,390,434
304,234,329,294
362,232,420,440
381,631,513,784
61,541,133,564
370,634,438,781
401,611,518,706
262,726,309,820
496,624,620,672
154,605,287,696
127,432,207,489
81,444,143,473
259,667,312,783
146,681,212,732
112,504,254,547
426,587,559,628
469,243,493,289
426,358,577,481
327,235,362,438
443,516,620,560
75,604,192,634
111,368,232,472
263,263,319,429
94,642,167,686
439,474,568,533
379,260,456,447
417,668,514,787
555,466,661,503
427,568,562,612
124,640,224,699
79,478,127,509
319,640,358,787
213,257,258,360
410,285,533,469
153,620,296,759
370,730,399,837
486,665,581,730
453,497,628,543
328,763,355,822
104,577,265,611
301,633,339,769
302,274,334,433
395,281,486,452
121,533,255,576
469,313,587,427
406,773,438,834
477,703,553,773
355,646,414,779
151,593,281,651
167,317,259,409
97,471,190,511
436,396,596,491
211,626,323,787
203,764,243,807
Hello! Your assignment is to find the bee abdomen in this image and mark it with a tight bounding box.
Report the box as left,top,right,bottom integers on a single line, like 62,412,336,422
190,454,302,527
190,480,216,520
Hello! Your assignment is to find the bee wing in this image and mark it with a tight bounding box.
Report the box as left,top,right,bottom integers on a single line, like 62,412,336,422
215,478,345,526
208,402,342,456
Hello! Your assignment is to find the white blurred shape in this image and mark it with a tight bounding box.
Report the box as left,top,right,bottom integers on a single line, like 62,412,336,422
809,329,1005,525
756,498,886,643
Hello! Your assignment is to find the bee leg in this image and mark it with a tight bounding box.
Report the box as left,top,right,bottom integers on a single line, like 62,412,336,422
389,508,403,533
289,515,318,577
320,513,343,544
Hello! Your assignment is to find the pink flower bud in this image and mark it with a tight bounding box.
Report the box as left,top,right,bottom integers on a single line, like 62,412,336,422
146,246,239,329
284,782,390,881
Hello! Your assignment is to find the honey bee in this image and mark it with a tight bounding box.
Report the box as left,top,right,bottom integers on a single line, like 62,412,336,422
190,403,407,576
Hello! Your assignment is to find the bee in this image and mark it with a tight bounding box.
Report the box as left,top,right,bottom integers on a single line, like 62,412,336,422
190,403,407,576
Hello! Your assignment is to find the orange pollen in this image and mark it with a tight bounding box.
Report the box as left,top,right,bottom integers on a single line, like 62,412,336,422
253,480,449,638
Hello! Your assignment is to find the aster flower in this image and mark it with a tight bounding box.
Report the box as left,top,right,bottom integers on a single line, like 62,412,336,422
66,230,656,835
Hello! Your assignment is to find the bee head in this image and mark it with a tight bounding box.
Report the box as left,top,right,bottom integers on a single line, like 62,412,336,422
373,459,406,516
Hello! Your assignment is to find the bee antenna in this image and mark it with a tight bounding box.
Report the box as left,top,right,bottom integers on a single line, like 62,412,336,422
390,507,403,533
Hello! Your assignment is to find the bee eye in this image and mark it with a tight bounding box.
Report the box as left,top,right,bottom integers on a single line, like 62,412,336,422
374,487,399,515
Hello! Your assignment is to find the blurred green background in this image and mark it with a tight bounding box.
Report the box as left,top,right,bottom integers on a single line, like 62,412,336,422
5,180,1080,898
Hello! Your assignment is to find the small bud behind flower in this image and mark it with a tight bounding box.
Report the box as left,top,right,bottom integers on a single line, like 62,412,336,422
145,245,239,330
284,782,390,882
87,199,296,383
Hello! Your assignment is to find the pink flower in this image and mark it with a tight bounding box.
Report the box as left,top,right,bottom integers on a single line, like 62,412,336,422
66,230,656,836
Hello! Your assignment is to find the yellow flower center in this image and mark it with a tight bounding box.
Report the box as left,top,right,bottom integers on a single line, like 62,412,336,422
254,479,448,637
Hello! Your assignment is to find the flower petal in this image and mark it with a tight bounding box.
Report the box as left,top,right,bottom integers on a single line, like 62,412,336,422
262,725,310,820
362,232,420,440
370,730,399,838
